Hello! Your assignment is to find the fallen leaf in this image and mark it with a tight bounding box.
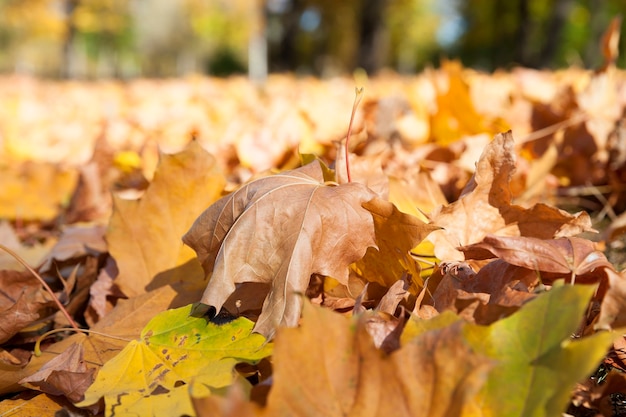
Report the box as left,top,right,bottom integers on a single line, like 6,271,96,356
354,197,438,290
38,224,107,274
0,221,55,270
262,299,491,417
0,270,52,344
183,161,378,338
388,173,448,223
0,291,42,345
428,131,593,260
77,303,272,415
0,283,195,396
376,277,410,315
192,377,260,417
361,310,405,354
0,392,69,417
461,235,613,284
430,60,502,145
20,343,95,403
107,140,225,297
465,283,614,416
84,256,122,326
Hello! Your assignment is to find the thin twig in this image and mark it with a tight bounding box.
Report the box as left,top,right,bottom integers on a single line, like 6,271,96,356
34,327,131,357
518,112,588,144
0,243,81,331
345,87,364,183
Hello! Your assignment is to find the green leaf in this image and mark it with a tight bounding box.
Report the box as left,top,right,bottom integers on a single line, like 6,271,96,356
77,304,272,416
463,284,613,417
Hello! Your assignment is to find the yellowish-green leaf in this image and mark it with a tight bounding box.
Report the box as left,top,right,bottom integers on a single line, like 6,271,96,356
464,284,614,417
78,304,272,415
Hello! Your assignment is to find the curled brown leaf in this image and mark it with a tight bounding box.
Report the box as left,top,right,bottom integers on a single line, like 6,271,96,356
184,162,378,338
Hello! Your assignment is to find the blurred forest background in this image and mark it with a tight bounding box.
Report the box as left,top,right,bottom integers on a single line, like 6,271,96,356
0,0,625,79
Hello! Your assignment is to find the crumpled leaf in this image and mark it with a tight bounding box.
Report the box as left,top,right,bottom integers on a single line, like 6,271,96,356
107,140,225,297
0,270,52,344
461,235,613,284
183,161,378,338
77,303,272,415
0,291,42,345
262,299,491,417
19,343,95,403
428,131,593,260
353,197,439,290
464,283,614,417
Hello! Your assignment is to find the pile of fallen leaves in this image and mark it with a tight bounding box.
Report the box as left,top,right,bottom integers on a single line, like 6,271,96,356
2,23,626,416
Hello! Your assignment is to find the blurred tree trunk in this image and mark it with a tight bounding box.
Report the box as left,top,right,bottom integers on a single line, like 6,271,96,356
269,0,306,72
357,0,388,73
584,0,607,66
516,0,531,66
538,0,575,67
249,0,268,82
61,0,78,78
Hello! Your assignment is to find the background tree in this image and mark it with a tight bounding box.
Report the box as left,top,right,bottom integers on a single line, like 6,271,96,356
0,0,624,77
452,0,626,70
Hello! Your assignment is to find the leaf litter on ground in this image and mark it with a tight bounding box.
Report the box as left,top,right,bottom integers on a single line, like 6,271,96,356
2,39,626,415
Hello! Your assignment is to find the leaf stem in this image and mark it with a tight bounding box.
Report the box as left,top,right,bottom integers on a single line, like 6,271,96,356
34,328,131,356
345,87,364,183
0,243,81,332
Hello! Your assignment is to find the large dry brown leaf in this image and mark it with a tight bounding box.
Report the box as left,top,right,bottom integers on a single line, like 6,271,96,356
183,162,378,338
262,300,491,417
428,131,593,260
107,141,224,297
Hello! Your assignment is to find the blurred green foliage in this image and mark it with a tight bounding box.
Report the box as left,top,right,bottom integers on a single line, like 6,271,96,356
0,0,623,78
454,0,626,70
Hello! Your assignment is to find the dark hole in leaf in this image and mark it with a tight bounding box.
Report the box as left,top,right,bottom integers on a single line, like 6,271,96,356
150,385,170,395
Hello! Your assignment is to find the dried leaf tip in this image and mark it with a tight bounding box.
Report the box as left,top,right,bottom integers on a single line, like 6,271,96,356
345,87,364,183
